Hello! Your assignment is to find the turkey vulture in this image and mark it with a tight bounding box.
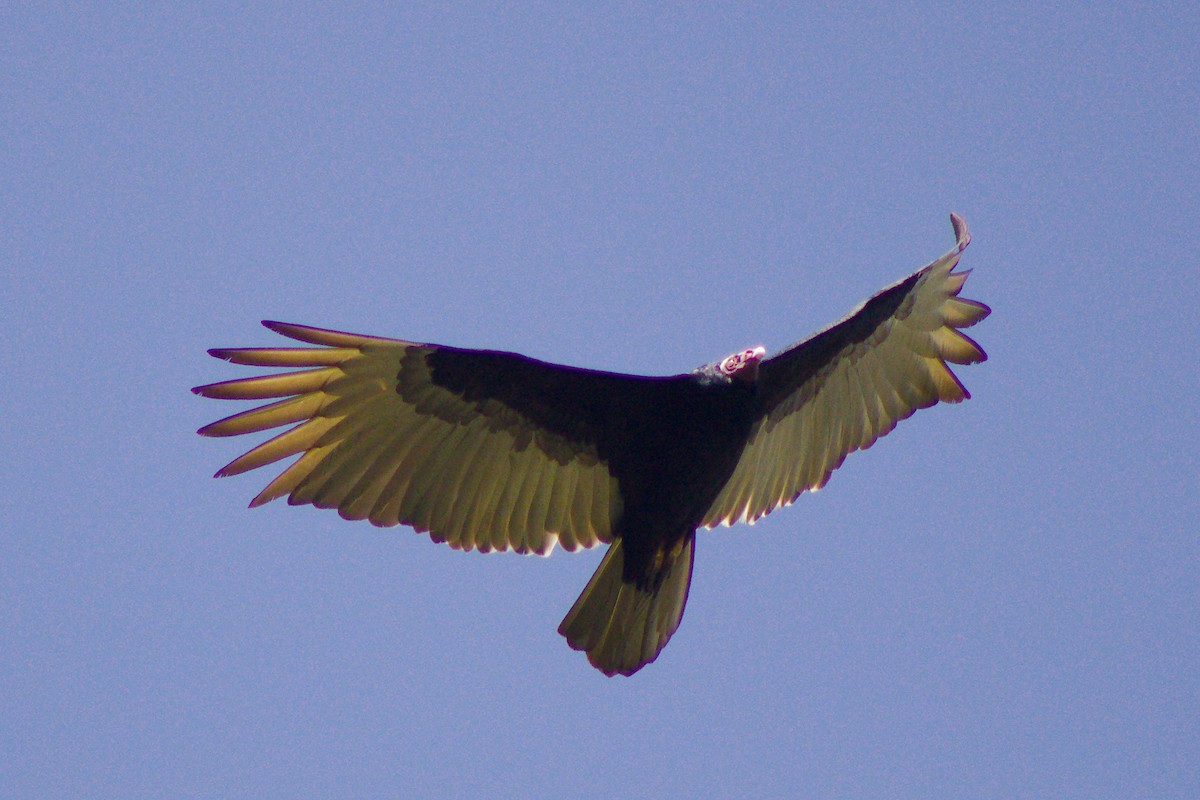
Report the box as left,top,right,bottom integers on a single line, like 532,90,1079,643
194,213,989,676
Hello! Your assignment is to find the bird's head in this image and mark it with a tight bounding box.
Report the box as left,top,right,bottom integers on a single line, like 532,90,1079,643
717,346,767,383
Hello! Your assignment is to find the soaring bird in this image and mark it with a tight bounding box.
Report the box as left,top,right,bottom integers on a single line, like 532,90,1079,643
194,213,989,676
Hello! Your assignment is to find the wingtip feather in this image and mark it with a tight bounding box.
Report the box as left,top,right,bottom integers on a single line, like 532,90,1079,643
949,211,970,251
261,320,404,348
966,300,992,325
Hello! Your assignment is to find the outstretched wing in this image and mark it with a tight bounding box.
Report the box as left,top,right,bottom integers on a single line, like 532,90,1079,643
702,213,990,528
194,322,682,555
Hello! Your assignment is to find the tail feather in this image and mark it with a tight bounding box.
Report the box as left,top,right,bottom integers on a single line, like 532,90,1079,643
558,536,695,676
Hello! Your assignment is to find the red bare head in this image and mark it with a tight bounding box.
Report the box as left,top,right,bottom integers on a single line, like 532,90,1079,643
718,346,767,382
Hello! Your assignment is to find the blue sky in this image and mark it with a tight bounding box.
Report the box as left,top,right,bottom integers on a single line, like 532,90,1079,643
4,4,1197,798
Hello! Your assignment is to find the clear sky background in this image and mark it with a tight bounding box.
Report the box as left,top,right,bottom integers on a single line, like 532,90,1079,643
4,4,1198,798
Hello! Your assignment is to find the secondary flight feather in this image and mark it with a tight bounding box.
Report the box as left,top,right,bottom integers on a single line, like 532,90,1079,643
194,213,990,676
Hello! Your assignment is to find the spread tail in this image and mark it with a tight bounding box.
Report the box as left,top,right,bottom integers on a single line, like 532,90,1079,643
558,535,695,676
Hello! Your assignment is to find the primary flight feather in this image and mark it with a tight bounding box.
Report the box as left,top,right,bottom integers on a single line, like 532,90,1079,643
194,213,989,676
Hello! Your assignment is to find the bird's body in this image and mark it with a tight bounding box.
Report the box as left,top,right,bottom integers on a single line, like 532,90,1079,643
195,213,990,676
